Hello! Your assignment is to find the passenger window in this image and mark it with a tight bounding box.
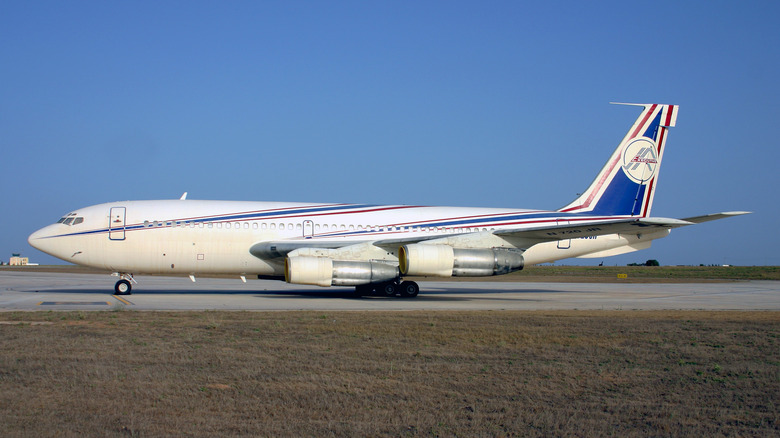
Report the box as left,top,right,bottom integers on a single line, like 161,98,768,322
279,224,284,230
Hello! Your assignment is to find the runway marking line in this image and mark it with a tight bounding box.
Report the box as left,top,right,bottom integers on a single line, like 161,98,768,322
38,301,112,306
113,295,134,306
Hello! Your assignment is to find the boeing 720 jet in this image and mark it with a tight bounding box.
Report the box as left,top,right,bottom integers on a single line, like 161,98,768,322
28,103,748,297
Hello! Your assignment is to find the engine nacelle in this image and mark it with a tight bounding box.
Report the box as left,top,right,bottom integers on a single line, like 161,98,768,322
399,245,524,277
285,256,398,287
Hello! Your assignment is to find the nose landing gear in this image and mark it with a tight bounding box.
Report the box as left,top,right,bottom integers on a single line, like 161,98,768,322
113,273,136,295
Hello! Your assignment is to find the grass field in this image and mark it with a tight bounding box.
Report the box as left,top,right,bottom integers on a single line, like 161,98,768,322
1,310,778,436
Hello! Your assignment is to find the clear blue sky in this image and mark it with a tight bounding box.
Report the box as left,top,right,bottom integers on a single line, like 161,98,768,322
2,1,778,266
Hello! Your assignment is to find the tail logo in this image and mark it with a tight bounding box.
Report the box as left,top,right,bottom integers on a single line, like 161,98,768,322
622,137,658,184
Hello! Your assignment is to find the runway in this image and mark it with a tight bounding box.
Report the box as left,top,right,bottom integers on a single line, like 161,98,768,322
1,270,778,311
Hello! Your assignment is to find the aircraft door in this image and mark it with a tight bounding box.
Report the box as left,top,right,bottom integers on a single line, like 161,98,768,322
556,219,570,249
109,207,126,240
303,220,314,239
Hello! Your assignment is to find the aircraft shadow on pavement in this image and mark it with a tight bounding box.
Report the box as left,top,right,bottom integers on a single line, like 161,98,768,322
23,285,580,302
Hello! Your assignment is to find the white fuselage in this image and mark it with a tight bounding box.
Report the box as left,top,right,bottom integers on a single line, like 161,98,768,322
28,199,668,278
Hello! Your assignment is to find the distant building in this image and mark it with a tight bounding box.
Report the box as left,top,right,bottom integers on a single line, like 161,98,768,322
9,254,29,266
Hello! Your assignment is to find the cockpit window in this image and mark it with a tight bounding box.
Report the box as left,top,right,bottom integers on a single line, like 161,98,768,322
57,213,75,223
58,213,84,226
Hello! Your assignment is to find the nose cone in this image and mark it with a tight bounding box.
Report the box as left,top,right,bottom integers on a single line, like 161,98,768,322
28,224,62,258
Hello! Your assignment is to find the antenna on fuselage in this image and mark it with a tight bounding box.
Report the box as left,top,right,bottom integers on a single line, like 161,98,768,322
180,192,188,200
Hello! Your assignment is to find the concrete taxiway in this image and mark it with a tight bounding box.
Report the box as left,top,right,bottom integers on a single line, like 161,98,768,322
1,270,778,311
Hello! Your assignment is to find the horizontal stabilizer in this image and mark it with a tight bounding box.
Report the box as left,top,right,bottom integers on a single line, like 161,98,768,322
495,217,692,242
681,211,751,224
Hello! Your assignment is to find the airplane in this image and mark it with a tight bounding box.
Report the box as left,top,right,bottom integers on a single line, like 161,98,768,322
28,103,748,298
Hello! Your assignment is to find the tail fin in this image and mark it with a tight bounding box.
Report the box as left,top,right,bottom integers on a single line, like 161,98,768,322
559,103,678,217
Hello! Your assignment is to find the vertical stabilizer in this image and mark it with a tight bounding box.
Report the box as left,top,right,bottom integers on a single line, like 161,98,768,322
558,103,678,217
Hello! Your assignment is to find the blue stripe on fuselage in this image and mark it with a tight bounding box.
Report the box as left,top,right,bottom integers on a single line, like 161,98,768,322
39,207,620,240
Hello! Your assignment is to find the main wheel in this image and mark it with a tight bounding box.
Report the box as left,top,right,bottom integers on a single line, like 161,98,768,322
399,281,419,298
379,282,397,297
114,279,132,295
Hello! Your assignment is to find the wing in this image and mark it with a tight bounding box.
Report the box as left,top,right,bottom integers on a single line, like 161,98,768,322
249,212,750,260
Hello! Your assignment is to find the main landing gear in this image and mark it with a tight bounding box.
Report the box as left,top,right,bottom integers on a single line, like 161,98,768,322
354,280,420,298
113,273,136,295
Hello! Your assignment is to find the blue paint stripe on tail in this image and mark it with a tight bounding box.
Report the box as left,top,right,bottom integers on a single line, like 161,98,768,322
590,171,646,216
643,110,663,140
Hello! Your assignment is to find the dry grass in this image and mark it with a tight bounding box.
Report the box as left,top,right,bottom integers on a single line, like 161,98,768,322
0,310,778,437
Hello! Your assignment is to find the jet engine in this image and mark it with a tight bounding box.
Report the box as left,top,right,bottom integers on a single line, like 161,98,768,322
398,244,524,277
285,256,398,287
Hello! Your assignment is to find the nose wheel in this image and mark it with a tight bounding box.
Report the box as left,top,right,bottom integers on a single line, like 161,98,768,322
114,280,132,295
113,273,136,295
